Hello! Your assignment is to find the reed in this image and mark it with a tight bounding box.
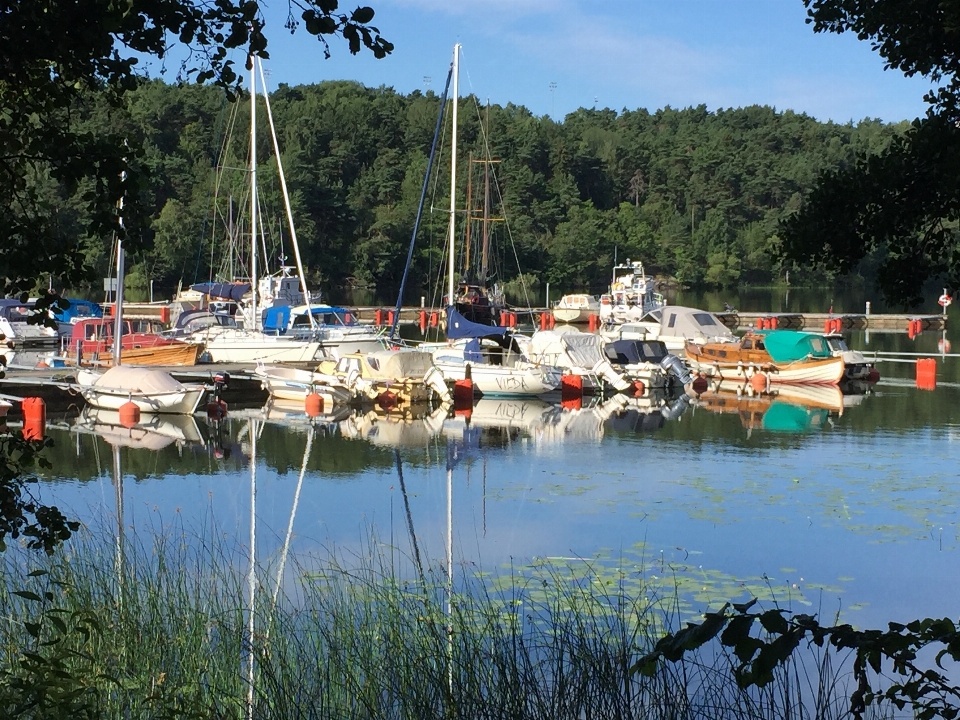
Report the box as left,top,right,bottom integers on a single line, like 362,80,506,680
0,522,885,720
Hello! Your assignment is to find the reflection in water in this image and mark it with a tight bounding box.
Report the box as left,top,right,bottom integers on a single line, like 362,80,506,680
28,364,960,635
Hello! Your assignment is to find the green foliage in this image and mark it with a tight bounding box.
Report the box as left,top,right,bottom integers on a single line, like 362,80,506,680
39,84,910,300
634,599,960,720
781,0,960,306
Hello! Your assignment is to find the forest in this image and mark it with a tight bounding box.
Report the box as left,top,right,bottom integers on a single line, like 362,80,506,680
41,79,909,303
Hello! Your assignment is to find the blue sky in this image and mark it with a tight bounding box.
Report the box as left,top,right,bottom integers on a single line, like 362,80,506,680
150,0,934,124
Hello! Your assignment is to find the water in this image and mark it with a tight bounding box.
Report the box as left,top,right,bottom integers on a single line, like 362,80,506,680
30,320,959,632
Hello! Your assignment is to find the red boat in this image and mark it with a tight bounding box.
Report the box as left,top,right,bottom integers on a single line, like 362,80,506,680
68,319,202,366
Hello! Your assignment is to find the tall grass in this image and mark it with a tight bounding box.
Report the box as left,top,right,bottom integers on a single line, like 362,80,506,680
0,521,890,719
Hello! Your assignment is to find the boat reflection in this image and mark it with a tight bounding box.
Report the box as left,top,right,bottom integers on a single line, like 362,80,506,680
689,377,873,433
74,407,204,449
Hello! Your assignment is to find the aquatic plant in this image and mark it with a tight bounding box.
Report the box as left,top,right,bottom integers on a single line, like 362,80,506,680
0,522,884,720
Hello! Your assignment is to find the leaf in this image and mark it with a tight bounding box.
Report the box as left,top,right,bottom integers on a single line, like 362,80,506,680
351,6,375,24
14,590,43,602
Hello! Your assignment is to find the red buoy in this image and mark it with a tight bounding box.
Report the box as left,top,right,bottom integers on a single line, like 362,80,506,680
375,309,383,326
631,379,645,397
561,373,583,400
305,392,324,417
430,311,439,328
691,375,709,395
419,310,427,333
866,367,880,383
377,390,399,410
561,395,582,411
756,317,764,329
118,400,140,428
20,397,45,441
769,316,778,329
453,378,474,407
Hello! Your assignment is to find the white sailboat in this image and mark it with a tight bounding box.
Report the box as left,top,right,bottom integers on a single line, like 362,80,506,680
186,56,381,363
427,45,561,398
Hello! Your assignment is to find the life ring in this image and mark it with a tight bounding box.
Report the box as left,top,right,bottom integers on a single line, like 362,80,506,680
613,282,624,291
939,293,952,308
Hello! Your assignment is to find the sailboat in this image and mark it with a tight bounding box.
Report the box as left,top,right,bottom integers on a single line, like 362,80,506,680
426,46,561,398
184,56,381,363
76,210,207,414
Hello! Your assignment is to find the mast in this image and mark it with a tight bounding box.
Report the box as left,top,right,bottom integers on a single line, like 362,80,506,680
447,44,460,309
258,58,316,330
481,123,491,284
112,170,127,367
463,152,473,280
249,55,259,331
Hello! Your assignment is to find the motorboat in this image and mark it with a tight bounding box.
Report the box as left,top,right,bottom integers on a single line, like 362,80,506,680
318,349,452,406
265,304,386,358
686,330,845,385
553,294,600,323
68,318,202,366
76,366,207,414
74,407,204,450
824,332,875,380
254,364,355,407
597,260,665,324
603,338,692,388
516,328,632,392
0,299,58,345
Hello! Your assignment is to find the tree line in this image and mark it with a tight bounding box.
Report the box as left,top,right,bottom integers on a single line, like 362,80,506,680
39,79,909,303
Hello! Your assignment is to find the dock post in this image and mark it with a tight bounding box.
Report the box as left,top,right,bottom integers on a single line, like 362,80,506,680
865,301,871,315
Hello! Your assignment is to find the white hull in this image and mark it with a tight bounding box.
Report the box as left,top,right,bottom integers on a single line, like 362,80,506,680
688,355,845,385
189,329,325,363
254,365,354,405
434,361,562,396
76,368,207,414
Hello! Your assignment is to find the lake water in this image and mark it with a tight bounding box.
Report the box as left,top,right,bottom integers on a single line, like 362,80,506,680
29,319,960,633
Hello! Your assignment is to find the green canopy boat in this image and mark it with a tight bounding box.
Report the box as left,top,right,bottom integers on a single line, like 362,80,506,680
761,330,832,364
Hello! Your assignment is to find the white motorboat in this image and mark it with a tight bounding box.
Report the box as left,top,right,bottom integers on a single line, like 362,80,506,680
75,407,203,450
824,333,874,380
516,328,632,392
0,299,58,345
597,260,664,324
76,366,207,414
430,335,562,397
188,326,327,363
603,338,693,388
553,294,600,323
254,364,355,406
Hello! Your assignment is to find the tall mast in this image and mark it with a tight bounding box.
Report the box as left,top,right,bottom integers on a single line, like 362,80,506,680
463,152,473,280
249,55,259,331
447,44,460,308
258,57,315,329
112,170,127,367
481,103,491,284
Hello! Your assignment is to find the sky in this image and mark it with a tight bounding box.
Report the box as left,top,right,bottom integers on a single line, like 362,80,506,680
148,0,935,124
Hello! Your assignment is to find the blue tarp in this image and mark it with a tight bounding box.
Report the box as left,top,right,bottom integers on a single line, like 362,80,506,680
263,306,292,332
446,306,507,340
53,299,103,323
191,282,251,302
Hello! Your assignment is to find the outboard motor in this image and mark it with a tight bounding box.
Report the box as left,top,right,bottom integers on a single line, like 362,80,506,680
660,354,693,386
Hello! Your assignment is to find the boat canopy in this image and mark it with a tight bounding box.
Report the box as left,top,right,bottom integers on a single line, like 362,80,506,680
446,306,507,340
53,299,103,323
362,350,435,379
659,306,734,341
94,366,188,393
604,339,669,365
762,331,832,363
190,282,251,302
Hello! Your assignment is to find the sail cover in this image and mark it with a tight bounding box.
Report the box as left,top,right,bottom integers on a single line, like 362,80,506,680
446,306,507,340
190,282,251,302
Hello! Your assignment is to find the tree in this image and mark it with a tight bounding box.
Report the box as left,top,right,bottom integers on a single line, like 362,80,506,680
781,0,960,305
0,0,392,552
0,0,392,297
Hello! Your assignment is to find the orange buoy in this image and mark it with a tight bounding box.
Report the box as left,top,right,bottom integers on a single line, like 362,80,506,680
375,309,383,326
824,319,831,334
756,317,764,329
118,400,140,428
866,367,880,383
549,313,556,329
430,311,439,328
305,392,324,417
561,395,582,411
631,379,645,397
539,312,548,331
387,310,395,327
916,357,937,390
21,397,45,441
509,312,517,328
749,372,768,393
770,316,778,329
419,310,427,333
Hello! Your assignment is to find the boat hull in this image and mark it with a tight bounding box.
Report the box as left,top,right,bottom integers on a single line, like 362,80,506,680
686,354,845,385
90,343,203,367
190,330,325,363
255,365,354,405
434,362,562,397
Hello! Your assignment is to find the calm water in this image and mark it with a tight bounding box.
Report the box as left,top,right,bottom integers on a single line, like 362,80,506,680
28,317,960,631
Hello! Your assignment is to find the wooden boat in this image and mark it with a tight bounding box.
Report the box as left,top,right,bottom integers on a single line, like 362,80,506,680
69,318,201,366
686,330,845,385
553,294,600,323
76,366,207,414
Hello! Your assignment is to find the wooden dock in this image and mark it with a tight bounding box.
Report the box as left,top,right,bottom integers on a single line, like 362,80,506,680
732,312,947,332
